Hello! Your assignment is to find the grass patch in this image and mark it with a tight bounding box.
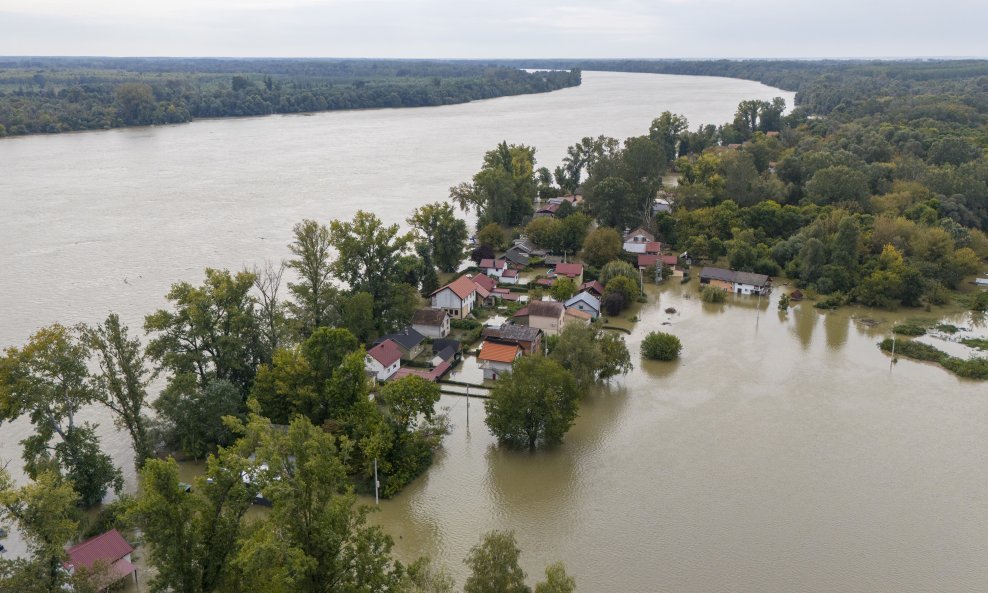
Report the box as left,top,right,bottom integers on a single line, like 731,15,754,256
961,338,988,351
879,338,988,380
936,324,960,334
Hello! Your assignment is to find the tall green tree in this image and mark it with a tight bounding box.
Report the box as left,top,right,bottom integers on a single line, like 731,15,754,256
152,376,242,459
463,530,530,593
408,202,469,273
145,268,261,396
229,413,405,593
0,324,121,507
485,356,580,450
581,227,623,268
587,177,635,228
287,220,339,338
379,376,440,433
548,323,632,389
649,111,688,163
329,211,416,332
83,313,156,470
0,470,84,593
130,454,257,593
450,142,537,226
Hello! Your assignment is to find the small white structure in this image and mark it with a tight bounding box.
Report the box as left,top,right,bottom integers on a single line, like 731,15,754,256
976,276,988,286
365,340,402,381
500,269,520,284
431,275,478,319
652,197,672,214
622,226,660,255
479,258,509,278
564,291,601,319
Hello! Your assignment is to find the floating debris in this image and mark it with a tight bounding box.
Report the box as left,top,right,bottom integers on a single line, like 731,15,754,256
665,307,677,314
857,318,881,328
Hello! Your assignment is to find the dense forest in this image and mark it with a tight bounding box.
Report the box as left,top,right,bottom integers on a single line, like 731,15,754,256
447,59,988,313
0,58,581,135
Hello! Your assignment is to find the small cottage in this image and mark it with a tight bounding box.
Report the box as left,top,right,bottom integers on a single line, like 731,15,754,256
481,324,543,354
549,262,584,285
564,291,601,319
65,529,137,589
526,300,566,336
411,308,450,339
478,340,522,380
365,340,402,381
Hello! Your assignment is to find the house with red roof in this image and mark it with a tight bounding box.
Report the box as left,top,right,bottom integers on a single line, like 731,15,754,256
430,275,477,319
549,262,584,285
500,268,520,285
65,529,137,589
365,339,402,381
578,280,605,297
478,258,509,278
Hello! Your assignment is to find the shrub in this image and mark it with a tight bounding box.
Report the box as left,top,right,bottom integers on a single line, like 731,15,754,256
814,292,845,310
700,285,725,303
892,323,926,336
878,338,988,380
641,332,682,361
451,318,481,330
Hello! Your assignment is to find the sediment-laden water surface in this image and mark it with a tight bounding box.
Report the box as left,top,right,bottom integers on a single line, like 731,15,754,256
5,71,987,593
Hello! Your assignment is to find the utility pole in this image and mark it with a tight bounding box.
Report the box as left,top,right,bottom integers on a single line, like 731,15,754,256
374,458,379,505
889,328,897,372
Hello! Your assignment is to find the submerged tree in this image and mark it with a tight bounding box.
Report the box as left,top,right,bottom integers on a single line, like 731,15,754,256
485,356,580,450
463,530,530,593
0,469,85,593
145,267,261,396
0,324,122,507
83,313,156,470
287,220,339,338
408,202,469,273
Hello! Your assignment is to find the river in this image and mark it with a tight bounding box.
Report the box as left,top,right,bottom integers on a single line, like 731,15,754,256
3,71,988,593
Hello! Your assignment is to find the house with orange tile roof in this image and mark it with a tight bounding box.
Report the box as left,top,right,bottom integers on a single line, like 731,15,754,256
477,339,522,380
430,275,477,319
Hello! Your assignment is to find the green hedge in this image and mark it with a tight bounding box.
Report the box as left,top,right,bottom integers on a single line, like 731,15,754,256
879,338,988,380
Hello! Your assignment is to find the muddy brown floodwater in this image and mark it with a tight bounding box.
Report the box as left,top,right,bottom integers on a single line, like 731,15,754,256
2,70,987,592
369,281,988,593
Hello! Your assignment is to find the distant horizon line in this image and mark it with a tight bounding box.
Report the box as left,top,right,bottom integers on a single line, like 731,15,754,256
2,55,987,62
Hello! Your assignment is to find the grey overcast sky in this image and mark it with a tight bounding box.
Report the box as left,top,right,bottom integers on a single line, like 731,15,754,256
0,0,985,59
